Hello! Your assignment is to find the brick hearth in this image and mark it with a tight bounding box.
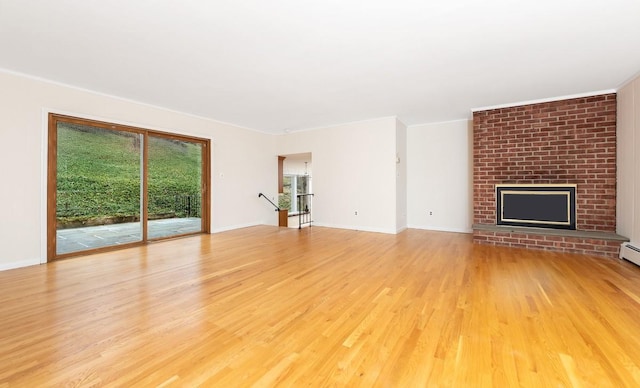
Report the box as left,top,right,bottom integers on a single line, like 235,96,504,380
472,94,626,258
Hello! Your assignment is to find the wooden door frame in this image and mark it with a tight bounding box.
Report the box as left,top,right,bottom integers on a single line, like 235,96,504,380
47,113,211,261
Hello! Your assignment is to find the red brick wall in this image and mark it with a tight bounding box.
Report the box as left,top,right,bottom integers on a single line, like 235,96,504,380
472,94,618,257
473,231,621,258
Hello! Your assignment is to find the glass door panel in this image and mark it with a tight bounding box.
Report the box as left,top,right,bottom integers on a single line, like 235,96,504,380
147,135,203,239
56,122,142,255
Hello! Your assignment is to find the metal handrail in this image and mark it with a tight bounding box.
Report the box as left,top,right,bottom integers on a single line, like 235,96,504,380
297,193,314,229
258,193,280,211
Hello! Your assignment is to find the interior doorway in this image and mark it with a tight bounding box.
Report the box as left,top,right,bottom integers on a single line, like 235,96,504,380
277,152,312,228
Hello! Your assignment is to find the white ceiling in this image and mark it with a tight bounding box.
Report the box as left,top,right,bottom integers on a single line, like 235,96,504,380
1,0,639,134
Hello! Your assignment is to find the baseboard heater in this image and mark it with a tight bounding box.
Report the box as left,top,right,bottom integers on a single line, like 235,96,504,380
620,242,640,266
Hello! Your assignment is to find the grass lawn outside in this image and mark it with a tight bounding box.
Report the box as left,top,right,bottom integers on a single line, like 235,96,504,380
56,123,202,228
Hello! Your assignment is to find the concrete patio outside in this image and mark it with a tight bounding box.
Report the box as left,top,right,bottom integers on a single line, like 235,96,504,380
56,217,202,255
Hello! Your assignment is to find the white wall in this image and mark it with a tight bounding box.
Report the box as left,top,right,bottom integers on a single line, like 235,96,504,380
407,120,472,233
277,117,399,233
282,157,312,176
395,118,407,232
617,74,640,243
0,71,276,270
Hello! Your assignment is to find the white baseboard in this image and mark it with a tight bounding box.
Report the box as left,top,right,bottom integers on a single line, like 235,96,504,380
312,222,398,235
407,224,473,234
211,222,264,234
0,258,42,272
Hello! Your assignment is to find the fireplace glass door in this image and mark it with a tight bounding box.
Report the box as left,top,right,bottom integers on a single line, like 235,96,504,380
496,184,576,230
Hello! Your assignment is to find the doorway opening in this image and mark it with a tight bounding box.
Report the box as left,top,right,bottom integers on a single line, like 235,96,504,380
278,153,312,228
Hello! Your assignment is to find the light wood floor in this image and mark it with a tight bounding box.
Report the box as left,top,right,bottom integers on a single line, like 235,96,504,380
2,226,640,387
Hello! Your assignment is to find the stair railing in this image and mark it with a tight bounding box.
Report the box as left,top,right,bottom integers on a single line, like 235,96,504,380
297,193,314,229
258,193,280,211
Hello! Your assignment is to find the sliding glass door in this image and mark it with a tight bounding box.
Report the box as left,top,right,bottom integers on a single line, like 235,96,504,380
48,114,209,260
147,134,204,239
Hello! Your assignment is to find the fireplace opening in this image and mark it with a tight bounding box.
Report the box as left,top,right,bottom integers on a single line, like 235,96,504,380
496,184,576,230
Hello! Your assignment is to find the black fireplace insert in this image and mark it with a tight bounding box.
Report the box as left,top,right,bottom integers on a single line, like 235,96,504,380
496,184,576,230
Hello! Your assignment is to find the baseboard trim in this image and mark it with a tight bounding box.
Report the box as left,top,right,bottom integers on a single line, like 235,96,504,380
211,222,264,234
0,259,42,272
313,223,397,235
407,225,473,234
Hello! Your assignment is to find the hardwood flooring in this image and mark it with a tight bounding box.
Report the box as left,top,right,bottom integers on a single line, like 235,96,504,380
1,226,640,386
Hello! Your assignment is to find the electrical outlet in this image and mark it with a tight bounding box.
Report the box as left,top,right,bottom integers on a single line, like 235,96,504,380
355,211,358,216
429,211,433,216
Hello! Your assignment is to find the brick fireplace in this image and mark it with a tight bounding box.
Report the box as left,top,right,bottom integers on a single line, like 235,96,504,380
472,93,627,258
